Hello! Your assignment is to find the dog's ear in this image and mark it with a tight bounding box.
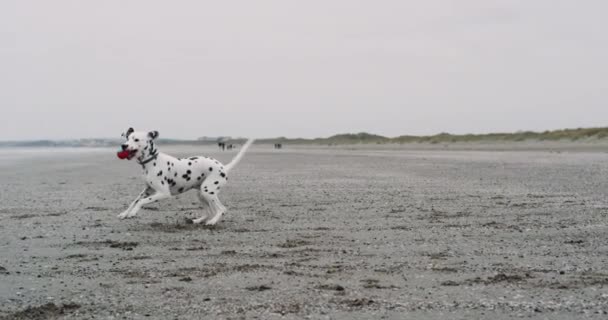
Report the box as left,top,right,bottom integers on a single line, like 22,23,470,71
148,131,159,140
124,127,134,138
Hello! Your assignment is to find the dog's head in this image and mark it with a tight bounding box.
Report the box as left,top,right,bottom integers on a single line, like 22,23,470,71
120,127,159,161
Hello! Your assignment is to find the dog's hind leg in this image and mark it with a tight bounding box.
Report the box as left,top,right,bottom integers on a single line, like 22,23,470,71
202,194,227,226
192,192,211,224
199,171,228,225
118,187,153,219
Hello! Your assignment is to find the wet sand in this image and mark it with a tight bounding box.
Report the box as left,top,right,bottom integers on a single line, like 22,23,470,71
1,145,608,319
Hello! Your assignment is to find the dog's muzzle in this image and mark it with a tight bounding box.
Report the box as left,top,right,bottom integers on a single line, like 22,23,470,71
117,146,137,160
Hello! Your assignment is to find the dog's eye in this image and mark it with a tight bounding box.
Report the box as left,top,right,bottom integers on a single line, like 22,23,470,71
134,139,140,142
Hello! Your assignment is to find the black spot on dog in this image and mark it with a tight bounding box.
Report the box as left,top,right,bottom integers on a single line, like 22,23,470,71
214,181,219,185
209,167,213,172
167,161,170,165
178,188,184,193
197,177,201,181
220,172,226,178
174,173,177,177
187,170,191,174
209,192,215,195
157,171,163,176
153,162,156,166
187,177,191,181
168,167,171,171
182,174,188,179
161,181,165,185
189,157,198,160
188,162,192,166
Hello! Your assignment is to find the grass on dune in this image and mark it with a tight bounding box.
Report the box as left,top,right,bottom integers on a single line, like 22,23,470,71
259,127,608,145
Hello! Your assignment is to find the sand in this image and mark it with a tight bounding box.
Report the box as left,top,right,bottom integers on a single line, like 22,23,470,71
1,145,608,319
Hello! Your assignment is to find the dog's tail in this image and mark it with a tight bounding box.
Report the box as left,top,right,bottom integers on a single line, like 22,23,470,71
225,138,255,173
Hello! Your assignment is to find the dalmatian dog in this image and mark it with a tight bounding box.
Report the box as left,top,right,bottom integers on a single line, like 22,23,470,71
117,127,254,225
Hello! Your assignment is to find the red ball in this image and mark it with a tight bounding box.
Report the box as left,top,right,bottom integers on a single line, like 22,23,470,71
117,150,130,159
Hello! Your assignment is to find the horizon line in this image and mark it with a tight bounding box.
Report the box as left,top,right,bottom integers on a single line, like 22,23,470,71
1,126,607,143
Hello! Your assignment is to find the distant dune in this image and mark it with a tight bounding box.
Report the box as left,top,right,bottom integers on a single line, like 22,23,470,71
276,127,608,145
1,127,607,148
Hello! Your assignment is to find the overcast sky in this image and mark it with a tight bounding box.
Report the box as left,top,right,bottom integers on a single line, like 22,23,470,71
1,0,607,140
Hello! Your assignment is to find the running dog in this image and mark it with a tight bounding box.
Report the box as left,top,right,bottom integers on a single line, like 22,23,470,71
117,127,254,225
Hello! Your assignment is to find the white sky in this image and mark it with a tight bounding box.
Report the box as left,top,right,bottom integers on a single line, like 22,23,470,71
1,0,607,140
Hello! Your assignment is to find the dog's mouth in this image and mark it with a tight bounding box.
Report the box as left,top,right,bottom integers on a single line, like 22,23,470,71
126,149,138,160
117,149,138,160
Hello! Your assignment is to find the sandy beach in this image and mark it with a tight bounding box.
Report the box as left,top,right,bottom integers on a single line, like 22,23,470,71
1,144,608,319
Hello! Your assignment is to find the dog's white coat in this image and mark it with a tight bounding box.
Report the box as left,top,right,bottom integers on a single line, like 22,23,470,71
118,129,254,225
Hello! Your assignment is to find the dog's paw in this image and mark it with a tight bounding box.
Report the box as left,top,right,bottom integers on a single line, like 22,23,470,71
118,212,130,219
192,216,208,224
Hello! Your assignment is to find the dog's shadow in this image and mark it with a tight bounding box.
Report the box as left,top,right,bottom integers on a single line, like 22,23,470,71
144,220,225,233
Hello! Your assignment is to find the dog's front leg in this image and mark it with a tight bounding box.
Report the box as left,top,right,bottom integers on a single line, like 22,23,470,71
126,192,172,218
118,187,153,219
